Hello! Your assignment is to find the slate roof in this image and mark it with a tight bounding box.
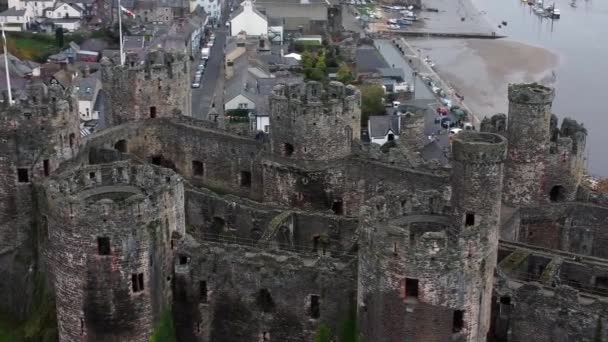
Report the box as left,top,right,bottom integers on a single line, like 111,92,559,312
123,35,145,50
0,53,39,77
0,7,26,16
73,70,101,101
378,67,405,81
79,38,108,52
356,46,388,74
369,115,400,138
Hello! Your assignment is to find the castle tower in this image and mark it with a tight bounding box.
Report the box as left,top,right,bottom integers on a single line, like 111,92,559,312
398,111,425,151
0,82,80,317
268,81,361,161
357,132,506,342
41,161,185,341
503,83,554,206
451,132,507,341
101,49,191,126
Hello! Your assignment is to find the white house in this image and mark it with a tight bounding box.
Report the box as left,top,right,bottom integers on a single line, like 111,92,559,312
73,70,101,121
0,8,30,31
229,0,267,36
253,113,269,133
45,2,83,19
189,0,221,21
368,115,400,146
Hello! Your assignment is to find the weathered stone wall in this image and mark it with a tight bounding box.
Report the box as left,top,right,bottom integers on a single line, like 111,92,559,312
357,132,506,342
101,50,192,126
0,83,80,318
399,111,425,151
493,282,608,342
516,203,608,258
185,186,359,254
40,161,185,341
174,236,357,342
494,242,608,342
268,81,361,161
503,83,554,206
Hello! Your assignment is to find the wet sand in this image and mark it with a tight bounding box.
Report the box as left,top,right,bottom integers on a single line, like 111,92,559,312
409,38,559,118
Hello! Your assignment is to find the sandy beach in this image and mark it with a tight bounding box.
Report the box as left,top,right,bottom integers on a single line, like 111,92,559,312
409,38,559,117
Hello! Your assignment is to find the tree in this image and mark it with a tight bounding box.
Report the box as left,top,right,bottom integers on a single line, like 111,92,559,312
55,28,64,48
338,305,361,342
315,324,332,342
336,63,353,84
360,85,386,127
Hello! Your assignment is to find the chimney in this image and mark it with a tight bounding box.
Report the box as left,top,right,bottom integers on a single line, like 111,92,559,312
83,65,90,77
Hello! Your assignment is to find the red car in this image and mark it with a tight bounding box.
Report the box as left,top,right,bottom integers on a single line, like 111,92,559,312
436,106,448,115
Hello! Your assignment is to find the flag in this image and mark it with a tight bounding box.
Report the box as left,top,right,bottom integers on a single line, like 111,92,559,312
120,6,135,18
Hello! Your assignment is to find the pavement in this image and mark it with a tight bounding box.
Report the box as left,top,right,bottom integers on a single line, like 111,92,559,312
373,39,435,100
191,30,227,120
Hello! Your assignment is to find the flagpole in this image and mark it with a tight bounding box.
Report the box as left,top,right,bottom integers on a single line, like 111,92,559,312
1,24,12,106
118,0,124,66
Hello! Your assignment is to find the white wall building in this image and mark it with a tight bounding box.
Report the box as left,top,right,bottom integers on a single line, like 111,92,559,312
45,2,83,19
368,115,400,146
189,0,221,21
0,8,30,31
228,0,267,36
224,93,255,111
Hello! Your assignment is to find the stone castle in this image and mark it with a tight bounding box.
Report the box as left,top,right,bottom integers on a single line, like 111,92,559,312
1,50,607,342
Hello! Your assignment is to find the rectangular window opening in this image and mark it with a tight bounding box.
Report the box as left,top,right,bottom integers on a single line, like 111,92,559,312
465,213,475,226
331,199,344,215
97,237,110,255
150,106,157,118
240,171,251,188
132,273,144,292
192,160,204,176
500,296,511,305
17,168,29,183
89,172,96,180
405,278,419,298
453,310,464,333
179,255,189,265
43,159,50,177
310,295,320,319
200,281,208,303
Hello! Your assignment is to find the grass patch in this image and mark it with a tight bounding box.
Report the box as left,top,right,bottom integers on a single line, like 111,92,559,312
149,310,176,342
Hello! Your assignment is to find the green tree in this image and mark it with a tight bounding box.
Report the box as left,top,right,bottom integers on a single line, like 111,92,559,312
315,324,332,342
309,50,327,81
336,63,353,84
301,50,313,70
55,28,64,48
360,85,386,127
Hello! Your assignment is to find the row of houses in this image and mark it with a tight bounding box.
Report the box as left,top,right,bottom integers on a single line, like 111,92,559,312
0,0,217,32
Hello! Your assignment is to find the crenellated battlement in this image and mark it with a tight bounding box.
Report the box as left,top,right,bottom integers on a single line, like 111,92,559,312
268,81,361,161
508,83,555,105
270,81,360,117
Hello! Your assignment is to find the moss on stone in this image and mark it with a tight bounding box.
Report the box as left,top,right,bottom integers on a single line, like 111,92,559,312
0,273,57,342
149,309,176,342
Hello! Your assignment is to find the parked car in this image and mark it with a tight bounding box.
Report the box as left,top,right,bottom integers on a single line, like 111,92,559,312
449,128,463,135
197,64,205,71
192,82,200,88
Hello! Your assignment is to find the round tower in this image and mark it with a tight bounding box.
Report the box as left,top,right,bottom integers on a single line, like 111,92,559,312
451,131,507,341
42,161,185,342
0,82,80,318
357,133,506,342
268,80,361,161
399,111,425,151
503,83,555,206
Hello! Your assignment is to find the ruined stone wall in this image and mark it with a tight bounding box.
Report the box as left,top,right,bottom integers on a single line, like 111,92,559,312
542,117,587,203
268,81,361,161
101,50,191,126
40,161,185,341
185,186,359,255
516,203,608,258
503,84,554,206
357,132,507,342
493,282,608,342
174,237,357,342
0,83,80,318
